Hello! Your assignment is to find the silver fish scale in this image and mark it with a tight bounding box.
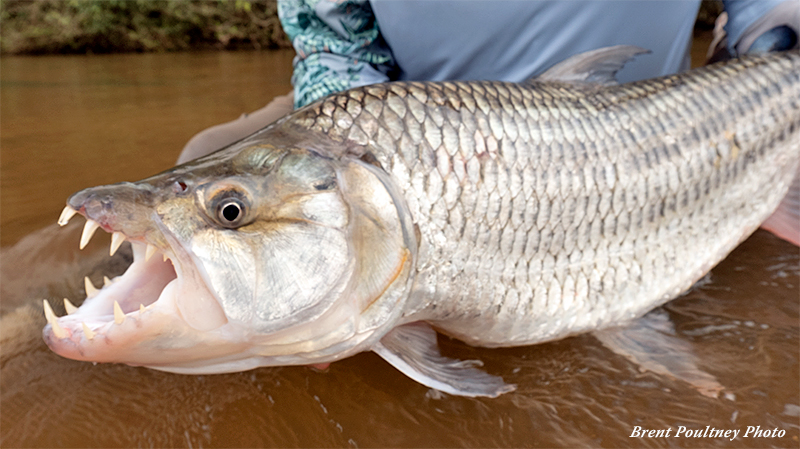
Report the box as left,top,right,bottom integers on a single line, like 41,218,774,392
290,52,800,347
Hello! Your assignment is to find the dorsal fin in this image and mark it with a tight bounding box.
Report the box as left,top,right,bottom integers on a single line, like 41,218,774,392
536,45,650,86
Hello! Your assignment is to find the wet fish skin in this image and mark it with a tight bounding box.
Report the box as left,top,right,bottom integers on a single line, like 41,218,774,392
44,48,800,397
288,49,800,347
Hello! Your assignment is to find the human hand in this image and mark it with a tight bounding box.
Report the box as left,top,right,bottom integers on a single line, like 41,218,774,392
736,0,799,53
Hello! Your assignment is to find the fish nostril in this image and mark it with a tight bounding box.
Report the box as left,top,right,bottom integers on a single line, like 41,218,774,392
172,181,188,193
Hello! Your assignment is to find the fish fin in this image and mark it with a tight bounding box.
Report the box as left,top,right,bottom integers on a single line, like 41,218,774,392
373,322,516,398
536,45,650,86
761,166,800,246
593,309,725,399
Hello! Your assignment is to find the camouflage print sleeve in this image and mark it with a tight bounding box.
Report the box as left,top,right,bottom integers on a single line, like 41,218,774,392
278,0,398,109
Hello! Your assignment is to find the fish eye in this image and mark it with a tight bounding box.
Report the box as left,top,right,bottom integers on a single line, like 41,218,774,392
199,182,254,229
214,197,247,228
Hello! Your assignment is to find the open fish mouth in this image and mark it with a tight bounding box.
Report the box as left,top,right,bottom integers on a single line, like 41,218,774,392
46,205,178,342
43,204,228,364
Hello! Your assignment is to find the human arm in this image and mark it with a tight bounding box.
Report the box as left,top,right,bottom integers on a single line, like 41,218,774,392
278,0,398,109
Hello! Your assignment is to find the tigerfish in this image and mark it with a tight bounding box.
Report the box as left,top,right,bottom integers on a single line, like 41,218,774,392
44,47,800,397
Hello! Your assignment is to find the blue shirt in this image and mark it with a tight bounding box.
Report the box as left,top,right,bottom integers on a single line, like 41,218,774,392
279,0,788,108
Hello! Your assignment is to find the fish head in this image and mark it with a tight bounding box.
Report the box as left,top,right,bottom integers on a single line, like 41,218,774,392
44,138,416,373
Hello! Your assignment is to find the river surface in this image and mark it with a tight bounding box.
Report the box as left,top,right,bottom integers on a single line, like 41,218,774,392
1,49,798,448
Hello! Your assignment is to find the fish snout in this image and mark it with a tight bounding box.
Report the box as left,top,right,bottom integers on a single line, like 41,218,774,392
67,182,156,233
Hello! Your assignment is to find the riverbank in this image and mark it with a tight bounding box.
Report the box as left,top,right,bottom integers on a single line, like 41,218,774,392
0,0,289,55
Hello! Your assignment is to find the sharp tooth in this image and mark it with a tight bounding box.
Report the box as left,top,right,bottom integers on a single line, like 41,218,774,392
43,299,67,339
84,276,99,298
63,298,78,315
43,299,58,321
163,254,168,262
103,276,113,287
82,322,95,340
109,232,125,256
145,244,157,261
113,301,125,324
79,220,100,250
58,206,77,227
139,303,146,314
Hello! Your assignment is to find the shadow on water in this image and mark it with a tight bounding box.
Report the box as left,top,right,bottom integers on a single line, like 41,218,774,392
1,50,798,448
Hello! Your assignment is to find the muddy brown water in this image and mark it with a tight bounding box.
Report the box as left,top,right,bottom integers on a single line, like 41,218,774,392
1,49,798,448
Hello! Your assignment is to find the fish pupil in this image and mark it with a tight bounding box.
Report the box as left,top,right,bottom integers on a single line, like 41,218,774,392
222,203,240,222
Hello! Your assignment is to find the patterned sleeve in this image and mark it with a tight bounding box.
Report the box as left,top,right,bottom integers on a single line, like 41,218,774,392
278,0,398,109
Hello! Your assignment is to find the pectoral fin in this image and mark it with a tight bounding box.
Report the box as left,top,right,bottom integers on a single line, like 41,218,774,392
373,322,516,398
593,309,725,399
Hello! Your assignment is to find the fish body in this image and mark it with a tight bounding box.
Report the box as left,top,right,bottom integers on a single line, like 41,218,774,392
45,48,800,397
288,47,799,348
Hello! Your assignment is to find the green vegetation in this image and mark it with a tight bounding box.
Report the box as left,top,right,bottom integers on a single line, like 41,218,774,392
0,0,290,54
0,0,722,55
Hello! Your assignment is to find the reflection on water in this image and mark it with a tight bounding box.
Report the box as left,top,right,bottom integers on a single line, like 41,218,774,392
1,50,798,448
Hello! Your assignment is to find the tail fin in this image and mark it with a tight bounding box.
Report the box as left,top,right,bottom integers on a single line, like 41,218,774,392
761,165,800,246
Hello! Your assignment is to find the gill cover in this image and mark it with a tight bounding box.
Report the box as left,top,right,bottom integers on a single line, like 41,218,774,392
178,143,417,359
